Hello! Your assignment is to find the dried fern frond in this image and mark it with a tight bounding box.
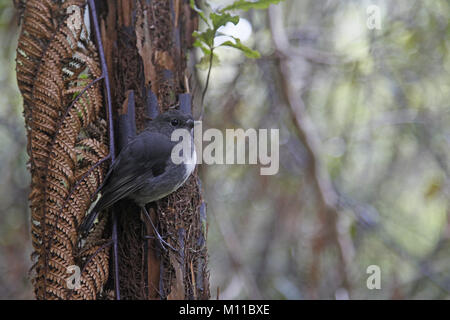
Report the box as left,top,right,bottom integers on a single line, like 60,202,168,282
16,0,110,300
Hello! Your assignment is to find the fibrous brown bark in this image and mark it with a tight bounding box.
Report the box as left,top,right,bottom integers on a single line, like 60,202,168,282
97,0,209,300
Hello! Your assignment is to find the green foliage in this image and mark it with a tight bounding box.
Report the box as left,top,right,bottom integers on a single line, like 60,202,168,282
191,0,283,107
210,12,240,30
221,37,260,58
190,0,283,62
220,0,284,12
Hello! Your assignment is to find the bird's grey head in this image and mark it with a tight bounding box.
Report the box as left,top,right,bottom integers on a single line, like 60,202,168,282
148,109,194,137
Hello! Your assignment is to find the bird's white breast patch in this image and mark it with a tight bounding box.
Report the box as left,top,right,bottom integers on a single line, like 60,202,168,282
183,137,197,179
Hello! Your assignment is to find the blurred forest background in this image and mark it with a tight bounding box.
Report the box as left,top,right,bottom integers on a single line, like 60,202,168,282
0,0,449,299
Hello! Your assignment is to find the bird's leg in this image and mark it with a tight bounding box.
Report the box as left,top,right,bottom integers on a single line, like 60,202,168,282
141,205,175,251
111,209,120,299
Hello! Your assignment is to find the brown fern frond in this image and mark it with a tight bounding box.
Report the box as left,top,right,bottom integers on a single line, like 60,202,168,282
16,0,111,299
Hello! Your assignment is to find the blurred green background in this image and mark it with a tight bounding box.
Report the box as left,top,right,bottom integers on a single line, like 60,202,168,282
1,0,449,299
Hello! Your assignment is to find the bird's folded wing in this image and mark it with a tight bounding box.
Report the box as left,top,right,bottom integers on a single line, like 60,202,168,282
92,131,174,212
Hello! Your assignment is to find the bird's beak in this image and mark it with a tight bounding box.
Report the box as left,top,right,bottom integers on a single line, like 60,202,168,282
186,119,194,129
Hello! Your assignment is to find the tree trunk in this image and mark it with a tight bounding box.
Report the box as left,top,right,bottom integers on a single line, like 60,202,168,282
97,0,209,300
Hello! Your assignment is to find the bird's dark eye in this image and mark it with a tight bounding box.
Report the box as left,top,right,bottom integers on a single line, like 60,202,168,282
170,119,179,126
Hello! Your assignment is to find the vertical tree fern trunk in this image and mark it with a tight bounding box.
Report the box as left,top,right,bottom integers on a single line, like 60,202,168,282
97,0,209,300
16,0,208,300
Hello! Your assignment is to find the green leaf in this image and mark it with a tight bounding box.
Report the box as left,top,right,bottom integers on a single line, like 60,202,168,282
210,12,239,31
193,39,212,56
220,37,261,58
190,0,209,25
193,38,204,48
221,0,284,12
193,29,216,47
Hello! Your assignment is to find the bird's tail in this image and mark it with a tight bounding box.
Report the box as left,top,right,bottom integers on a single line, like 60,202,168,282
79,209,99,237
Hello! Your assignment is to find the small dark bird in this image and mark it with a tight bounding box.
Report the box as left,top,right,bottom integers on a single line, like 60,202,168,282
79,109,196,245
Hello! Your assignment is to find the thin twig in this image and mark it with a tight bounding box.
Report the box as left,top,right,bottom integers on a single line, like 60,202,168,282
199,48,214,121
